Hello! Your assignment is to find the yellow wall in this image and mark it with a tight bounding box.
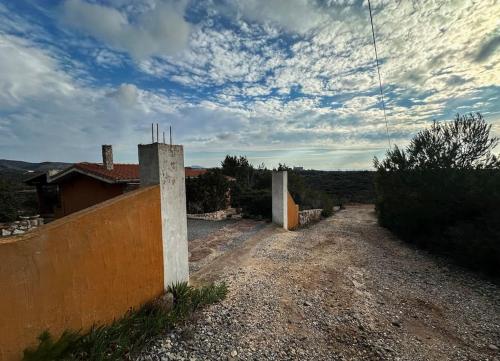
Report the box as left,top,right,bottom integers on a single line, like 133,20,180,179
287,192,299,230
0,186,163,361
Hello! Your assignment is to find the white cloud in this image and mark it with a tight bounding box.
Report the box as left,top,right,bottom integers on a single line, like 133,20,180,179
60,0,190,59
94,48,126,67
0,0,499,170
0,33,164,161
108,83,139,106
225,0,327,34
0,34,77,109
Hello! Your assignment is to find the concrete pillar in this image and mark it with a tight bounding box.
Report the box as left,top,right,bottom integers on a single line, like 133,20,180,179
272,171,288,230
138,143,189,288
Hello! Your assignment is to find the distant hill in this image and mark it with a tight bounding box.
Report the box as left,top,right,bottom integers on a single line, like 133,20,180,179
0,159,71,186
0,159,71,173
297,170,375,204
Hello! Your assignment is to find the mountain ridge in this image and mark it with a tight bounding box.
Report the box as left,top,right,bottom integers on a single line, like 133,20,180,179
0,159,72,173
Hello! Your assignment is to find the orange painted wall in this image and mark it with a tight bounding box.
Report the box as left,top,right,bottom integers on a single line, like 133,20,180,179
287,192,299,230
0,186,163,361
56,175,127,218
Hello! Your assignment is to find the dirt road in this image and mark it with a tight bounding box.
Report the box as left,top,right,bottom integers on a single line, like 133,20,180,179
141,205,500,361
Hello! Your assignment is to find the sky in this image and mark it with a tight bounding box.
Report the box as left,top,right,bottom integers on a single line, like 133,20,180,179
0,0,499,170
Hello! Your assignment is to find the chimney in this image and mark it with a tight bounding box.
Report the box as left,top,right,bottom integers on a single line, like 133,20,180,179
102,145,113,170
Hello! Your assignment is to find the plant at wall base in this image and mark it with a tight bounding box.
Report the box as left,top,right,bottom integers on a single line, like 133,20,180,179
23,331,80,361
22,282,228,361
168,281,192,307
168,281,228,316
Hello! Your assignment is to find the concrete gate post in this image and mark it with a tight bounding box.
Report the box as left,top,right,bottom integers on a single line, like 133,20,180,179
138,143,189,288
272,171,288,230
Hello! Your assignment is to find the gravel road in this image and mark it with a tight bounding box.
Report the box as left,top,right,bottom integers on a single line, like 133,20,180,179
187,219,238,241
140,205,500,361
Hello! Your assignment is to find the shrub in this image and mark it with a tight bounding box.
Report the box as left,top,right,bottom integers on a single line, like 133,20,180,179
320,194,334,217
186,170,229,213
232,188,272,220
374,113,500,275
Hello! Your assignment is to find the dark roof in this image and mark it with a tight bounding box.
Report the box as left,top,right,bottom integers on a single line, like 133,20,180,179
49,163,207,184
25,172,49,185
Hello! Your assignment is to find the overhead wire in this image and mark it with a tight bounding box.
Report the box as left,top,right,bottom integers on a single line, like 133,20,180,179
367,0,391,149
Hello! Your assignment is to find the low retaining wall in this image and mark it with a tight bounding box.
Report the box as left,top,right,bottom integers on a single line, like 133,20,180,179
187,210,227,220
0,216,44,237
299,209,323,226
187,208,239,221
0,186,163,361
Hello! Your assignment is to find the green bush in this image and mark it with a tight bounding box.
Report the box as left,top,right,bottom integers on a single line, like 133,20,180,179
320,194,334,217
186,170,229,213
374,113,500,275
232,188,272,220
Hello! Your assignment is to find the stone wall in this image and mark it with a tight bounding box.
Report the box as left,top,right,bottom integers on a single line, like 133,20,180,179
187,208,239,221
299,209,323,227
0,216,44,237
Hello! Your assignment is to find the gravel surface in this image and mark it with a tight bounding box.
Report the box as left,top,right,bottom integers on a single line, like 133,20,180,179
187,219,238,241
140,205,500,361
188,218,267,273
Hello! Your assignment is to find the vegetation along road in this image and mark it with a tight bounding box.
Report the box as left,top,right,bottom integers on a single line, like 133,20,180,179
139,205,500,361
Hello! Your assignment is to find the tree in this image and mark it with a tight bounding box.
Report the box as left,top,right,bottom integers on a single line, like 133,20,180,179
221,155,250,177
221,155,254,187
373,113,500,275
277,163,290,171
375,113,500,171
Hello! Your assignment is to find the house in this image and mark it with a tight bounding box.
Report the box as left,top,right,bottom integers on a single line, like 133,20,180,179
24,170,61,219
27,145,207,219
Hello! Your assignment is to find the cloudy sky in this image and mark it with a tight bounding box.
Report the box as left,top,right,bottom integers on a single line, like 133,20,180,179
0,0,499,169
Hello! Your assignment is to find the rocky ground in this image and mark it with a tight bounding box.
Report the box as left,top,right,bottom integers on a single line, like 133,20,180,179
139,205,500,361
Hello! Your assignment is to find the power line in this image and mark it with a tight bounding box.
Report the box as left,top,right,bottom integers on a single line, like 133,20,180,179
368,0,391,149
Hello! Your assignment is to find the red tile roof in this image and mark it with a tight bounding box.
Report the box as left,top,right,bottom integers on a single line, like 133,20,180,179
75,162,139,182
50,163,208,184
185,168,208,178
